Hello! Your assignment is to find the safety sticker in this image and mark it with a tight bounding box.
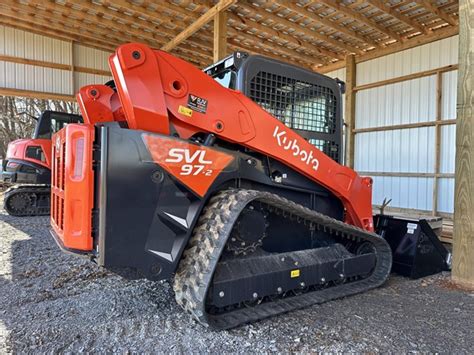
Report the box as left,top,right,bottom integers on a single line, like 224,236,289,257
178,105,193,117
290,269,300,278
406,222,418,234
187,94,208,113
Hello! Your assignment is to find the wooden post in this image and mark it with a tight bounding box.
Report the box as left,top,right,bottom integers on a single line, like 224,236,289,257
453,0,474,289
345,54,356,168
71,41,76,96
432,71,442,215
213,10,227,62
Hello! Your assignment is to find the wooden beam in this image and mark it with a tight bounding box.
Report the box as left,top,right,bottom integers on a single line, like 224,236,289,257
415,0,458,26
354,64,459,91
0,4,122,50
229,12,335,63
372,204,453,221
162,0,236,52
9,0,313,70
0,15,114,54
109,0,322,69
248,1,363,55
81,0,330,67
0,87,75,102
0,54,70,71
366,0,430,35
358,171,454,178
453,0,474,289
228,35,321,67
38,0,213,62
319,0,404,43
275,0,380,49
344,54,356,168
0,12,116,52
5,0,211,66
0,54,111,76
317,26,458,74
98,0,330,64
73,66,111,77
227,39,314,71
213,10,227,62
353,119,456,134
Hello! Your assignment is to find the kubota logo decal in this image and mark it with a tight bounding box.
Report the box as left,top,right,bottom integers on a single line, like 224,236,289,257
273,126,319,171
142,134,234,197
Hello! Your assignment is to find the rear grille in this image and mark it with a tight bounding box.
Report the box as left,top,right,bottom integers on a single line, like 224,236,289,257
50,124,94,252
51,141,66,232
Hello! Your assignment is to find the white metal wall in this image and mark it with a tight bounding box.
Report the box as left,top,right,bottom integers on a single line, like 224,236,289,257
73,44,112,90
0,25,72,94
326,35,458,214
0,25,111,95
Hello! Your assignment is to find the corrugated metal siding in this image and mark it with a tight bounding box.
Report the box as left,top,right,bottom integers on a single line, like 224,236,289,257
74,73,112,92
441,70,458,120
0,25,73,94
355,76,437,129
73,44,110,71
437,178,454,213
354,36,458,213
357,36,459,86
371,176,434,211
73,44,111,92
0,25,112,95
325,68,346,82
356,127,435,173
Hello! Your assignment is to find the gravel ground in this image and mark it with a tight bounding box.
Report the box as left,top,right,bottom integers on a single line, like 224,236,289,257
1,194,473,353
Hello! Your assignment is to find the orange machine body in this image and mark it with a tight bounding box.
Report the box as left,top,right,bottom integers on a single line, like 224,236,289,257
6,138,52,169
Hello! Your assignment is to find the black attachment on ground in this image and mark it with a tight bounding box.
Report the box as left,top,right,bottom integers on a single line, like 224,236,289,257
374,214,451,279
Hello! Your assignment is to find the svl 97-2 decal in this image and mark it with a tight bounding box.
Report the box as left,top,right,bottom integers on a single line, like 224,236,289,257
142,134,234,197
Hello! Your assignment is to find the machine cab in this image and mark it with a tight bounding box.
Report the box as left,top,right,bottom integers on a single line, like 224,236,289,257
33,110,83,140
205,52,344,163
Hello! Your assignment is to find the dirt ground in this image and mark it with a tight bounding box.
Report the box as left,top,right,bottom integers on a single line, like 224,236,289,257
0,194,473,353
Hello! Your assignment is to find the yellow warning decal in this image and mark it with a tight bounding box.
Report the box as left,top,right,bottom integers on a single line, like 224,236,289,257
290,269,300,278
178,105,193,117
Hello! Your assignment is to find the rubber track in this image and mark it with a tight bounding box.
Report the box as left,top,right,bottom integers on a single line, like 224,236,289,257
4,185,51,216
174,189,392,329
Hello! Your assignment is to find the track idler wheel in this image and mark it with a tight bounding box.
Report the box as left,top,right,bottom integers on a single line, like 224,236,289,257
6,192,31,214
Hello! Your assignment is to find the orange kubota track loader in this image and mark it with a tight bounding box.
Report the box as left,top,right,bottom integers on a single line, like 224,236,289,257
2,111,82,216
50,43,392,329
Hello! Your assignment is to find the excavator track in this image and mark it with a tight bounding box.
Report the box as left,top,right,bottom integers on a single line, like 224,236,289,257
3,185,50,216
174,189,392,329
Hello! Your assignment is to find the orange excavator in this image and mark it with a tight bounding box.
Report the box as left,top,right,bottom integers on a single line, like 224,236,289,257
2,111,81,216
50,43,392,329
